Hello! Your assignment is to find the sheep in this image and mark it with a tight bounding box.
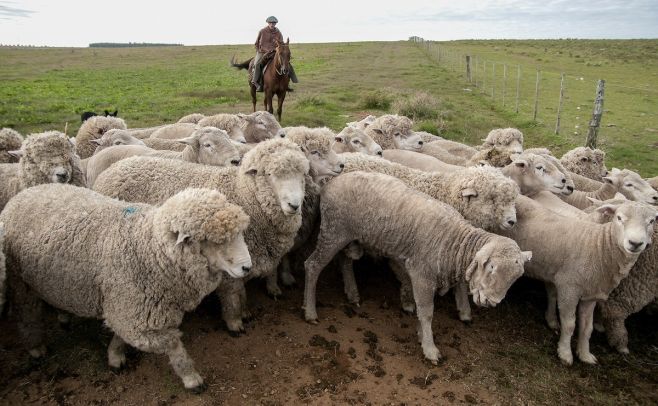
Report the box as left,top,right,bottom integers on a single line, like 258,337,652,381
382,149,463,173
499,195,656,365
0,131,86,211
86,127,241,187
143,138,188,152
363,114,423,151
334,126,383,156
149,123,198,140
198,114,248,144
346,114,376,130
0,184,252,391
125,125,169,139
0,128,23,163
648,176,658,191
569,171,604,192
482,128,524,154
560,147,608,181
416,131,442,145
419,141,469,166
178,113,206,124
0,226,5,315
500,153,568,197
91,128,147,154
93,138,309,334
560,168,658,209
421,135,478,161
239,111,283,143
303,171,530,363
75,116,127,159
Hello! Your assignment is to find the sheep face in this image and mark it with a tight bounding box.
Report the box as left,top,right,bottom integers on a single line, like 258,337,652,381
227,126,247,144
267,171,306,215
182,128,241,167
92,129,145,154
607,202,657,254
241,112,282,143
335,127,383,156
20,133,77,185
201,233,252,278
35,153,73,184
393,130,423,151
484,128,524,154
505,153,566,195
606,169,658,206
561,147,608,181
465,241,530,307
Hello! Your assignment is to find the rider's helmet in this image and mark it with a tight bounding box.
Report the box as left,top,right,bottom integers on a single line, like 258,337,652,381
266,16,278,24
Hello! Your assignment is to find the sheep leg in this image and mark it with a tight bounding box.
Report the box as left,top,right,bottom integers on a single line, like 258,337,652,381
576,300,598,364
278,255,297,287
12,277,46,358
216,279,246,335
556,290,579,366
408,261,440,363
454,281,472,323
304,235,352,323
389,258,415,313
265,270,283,298
337,252,360,306
107,334,127,370
545,282,559,330
603,315,630,354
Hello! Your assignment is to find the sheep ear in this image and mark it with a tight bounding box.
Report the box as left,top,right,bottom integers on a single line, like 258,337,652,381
177,136,196,146
372,128,383,135
521,251,532,263
464,258,478,282
8,149,23,158
97,128,106,135
596,204,619,217
461,188,478,199
610,168,621,175
175,232,191,246
586,197,603,206
580,156,589,162
90,138,103,146
335,135,345,143
513,159,528,169
236,113,247,119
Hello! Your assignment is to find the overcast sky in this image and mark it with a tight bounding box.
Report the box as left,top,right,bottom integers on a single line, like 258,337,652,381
1,0,656,47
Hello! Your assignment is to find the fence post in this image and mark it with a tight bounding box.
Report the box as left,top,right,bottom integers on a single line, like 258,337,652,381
586,79,606,149
482,61,487,94
474,57,478,87
533,69,541,121
503,64,507,107
516,65,521,114
466,55,472,82
492,63,496,98
555,73,565,134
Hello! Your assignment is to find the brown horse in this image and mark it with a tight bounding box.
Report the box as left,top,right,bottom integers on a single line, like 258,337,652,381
231,39,292,122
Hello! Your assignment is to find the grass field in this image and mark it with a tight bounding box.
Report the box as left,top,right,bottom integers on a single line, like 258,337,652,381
1,40,656,176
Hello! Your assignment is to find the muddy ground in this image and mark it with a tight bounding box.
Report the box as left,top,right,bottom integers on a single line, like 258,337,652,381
1,258,657,405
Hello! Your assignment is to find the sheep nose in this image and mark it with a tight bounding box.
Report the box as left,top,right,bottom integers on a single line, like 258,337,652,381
288,203,299,211
652,195,658,202
507,220,516,227
231,159,241,166
339,163,345,169
418,141,424,145
56,172,68,182
376,150,383,156
567,186,574,192
628,240,643,250
561,178,566,184
242,266,251,274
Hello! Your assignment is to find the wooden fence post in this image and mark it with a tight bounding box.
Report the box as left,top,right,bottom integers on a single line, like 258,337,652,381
474,57,478,87
466,55,472,82
482,61,487,94
533,69,541,121
586,79,606,149
492,63,496,98
516,65,521,114
503,64,507,107
555,73,565,134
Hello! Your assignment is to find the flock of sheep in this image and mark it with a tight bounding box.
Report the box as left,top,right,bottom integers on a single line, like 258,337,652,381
0,111,657,392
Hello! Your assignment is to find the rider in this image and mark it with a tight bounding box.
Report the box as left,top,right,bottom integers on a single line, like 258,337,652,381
252,16,298,92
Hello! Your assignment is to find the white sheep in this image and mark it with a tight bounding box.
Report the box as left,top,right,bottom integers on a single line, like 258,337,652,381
382,149,464,173
419,141,469,165
0,128,23,163
482,128,524,154
304,171,530,363
647,176,657,191
86,127,241,187
178,113,206,124
560,146,608,181
0,131,86,210
0,185,251,391
421,135,478,161
239,111,283,143
334,126,383,156
198,114,248,144
363,114,423,151
93,138,309,334
75,116,127,159
346,115,376,130
149,123,198,140
500,195,656,365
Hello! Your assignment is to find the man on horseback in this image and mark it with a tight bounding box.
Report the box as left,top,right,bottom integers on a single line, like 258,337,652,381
252,16,298,92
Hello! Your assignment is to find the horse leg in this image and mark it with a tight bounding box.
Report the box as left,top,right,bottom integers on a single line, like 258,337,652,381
277,91,286,122
250,84,257,112
265,92,274,115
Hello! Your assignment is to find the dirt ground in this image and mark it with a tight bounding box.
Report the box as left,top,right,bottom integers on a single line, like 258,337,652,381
1,258,657,405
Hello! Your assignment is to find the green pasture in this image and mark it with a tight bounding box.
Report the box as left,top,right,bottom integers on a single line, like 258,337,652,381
0,40,656,176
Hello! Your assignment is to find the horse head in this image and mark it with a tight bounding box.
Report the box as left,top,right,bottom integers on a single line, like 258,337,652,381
274,38,291,76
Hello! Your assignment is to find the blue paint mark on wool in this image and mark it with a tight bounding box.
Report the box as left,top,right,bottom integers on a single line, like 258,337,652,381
123,206,138,217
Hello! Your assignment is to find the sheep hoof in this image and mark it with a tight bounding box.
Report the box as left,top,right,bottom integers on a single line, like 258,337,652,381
578,352,598,365
187,382,208,394
558,351,573,366
28,345,47,359
460,319,473,326
618,346,630,355
401,304,415,314
227,329,245,338
306,318,319,325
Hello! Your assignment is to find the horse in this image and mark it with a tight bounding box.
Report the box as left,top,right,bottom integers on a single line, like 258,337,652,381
231,39,292,122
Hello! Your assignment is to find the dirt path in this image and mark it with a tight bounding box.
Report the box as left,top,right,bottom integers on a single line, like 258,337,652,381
1,260,656,405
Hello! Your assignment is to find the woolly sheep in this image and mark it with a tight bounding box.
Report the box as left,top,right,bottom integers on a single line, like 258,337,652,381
93,138,309,334
75,116,127,159
178,113,206,124
482,128,524,154
281,127,345,182
304,171,530,363
419,142,469,166
143,138,188,152
1,184,251,391
125,125,169,139
334,126,383,156
86,127,241,187
647,175,657,191
91,128,147,154
149,123,198,140
560,147,608,181
239,111,283,143
422,136,478,161
500,153,568,197
198,114,248,144
382,149,463,173
499,196,656,365
363,114,423,151
346,114,376,130
0,131,86,211
0,128,23,163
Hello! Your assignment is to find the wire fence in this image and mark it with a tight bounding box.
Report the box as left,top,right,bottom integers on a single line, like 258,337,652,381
409,37,658,155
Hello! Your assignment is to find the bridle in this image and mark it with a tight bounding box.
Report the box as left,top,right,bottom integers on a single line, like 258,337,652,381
275,45,290,76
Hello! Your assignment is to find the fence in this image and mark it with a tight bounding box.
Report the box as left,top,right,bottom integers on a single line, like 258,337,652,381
409,37,658,163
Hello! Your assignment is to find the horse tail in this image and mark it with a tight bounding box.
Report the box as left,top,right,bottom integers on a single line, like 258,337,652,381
230,55,253,70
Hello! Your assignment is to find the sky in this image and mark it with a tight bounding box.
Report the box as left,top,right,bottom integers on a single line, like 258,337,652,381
0,0,657,47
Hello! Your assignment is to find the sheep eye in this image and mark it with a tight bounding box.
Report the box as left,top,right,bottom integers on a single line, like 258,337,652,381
624,183,633,188
617,215,622,221
536,166,544,171
204,143,212,148
311,150,320,155
352,139,361,144
113,141,122,145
